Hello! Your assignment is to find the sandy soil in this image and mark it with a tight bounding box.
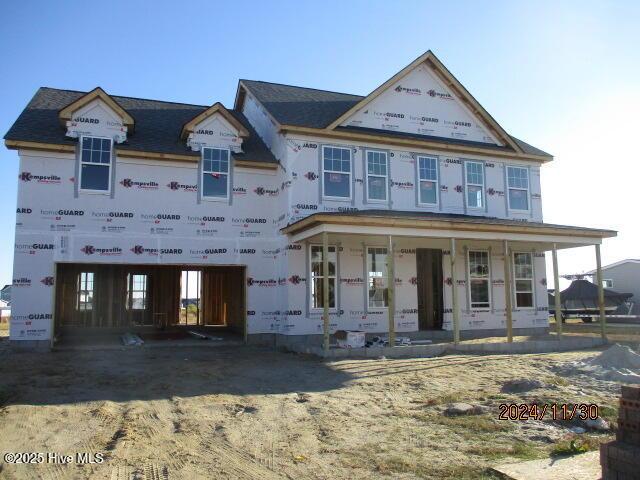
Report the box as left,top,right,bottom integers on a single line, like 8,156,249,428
0,341,622,480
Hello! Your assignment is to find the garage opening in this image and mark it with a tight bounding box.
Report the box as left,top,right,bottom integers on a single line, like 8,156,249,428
54,263,246,343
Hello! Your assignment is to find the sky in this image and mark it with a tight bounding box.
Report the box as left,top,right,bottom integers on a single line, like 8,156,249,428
0,0,638,290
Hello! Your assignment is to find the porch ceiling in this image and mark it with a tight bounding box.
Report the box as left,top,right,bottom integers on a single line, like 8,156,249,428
281,211,616,250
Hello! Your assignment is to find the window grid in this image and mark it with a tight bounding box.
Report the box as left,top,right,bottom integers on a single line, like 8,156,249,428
513,252,534,308
507,166,530,211
202,147,230,199
367,247,388,308
322,146,352,199
366,151,388,202
77,272,94,311
465,161,484,209
80,136,112,192
468,250,491,309
417,156,439,205
309,245,337,310
127,274,148,310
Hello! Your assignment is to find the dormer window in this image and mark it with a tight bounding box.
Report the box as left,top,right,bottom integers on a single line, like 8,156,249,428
79,136,112,193
202,147,230,200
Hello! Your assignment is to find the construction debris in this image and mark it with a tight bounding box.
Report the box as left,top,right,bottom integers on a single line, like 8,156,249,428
444,403,488,416
121,332,144,346
600,385,640,479
555,344,640,384
501,379,545,393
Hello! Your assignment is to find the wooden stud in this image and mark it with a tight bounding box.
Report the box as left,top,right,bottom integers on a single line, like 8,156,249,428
450,238,460,344
387,235,395,348
552,244,563,337
595,244,607,340
503,240,513,342
322,231,330,352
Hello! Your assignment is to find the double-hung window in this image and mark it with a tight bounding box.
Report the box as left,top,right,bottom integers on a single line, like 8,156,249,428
127,274,148,310
309,245,337,309
322,146,352,200
513,252,534,308
367,247,388,308
417,156,439,205
465,161,484,209
366,151,388,202
507,166,530,211
77,272,94,311
202,147,230,200
80,136,112,192
468,250,491,308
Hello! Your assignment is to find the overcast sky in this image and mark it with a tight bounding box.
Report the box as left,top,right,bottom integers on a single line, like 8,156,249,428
0,0,638,289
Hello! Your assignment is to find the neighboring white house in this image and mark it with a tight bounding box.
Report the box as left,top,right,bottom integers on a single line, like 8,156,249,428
3,50,615,349
0,299,10,320
586,259,640,301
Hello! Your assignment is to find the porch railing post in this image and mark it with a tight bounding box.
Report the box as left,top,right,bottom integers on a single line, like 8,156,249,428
595,243,607,340
450,238,460,344
322,231,330,352
387,235,395,348
503,240,513,343
552,244,562,337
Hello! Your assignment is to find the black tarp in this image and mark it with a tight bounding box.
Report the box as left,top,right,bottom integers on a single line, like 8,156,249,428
557,279,632,310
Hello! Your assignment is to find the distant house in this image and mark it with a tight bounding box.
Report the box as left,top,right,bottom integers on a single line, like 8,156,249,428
586,259,640,302
0,285,10,304
0,299,10,319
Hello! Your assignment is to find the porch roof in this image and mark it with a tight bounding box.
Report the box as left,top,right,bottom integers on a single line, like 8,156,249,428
281,210,616,248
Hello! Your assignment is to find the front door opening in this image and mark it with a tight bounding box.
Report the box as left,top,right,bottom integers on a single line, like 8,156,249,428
416,248,444,330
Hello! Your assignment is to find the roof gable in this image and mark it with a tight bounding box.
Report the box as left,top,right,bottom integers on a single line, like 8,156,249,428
327,51,521,152
181,102,249,140
59,87,134,129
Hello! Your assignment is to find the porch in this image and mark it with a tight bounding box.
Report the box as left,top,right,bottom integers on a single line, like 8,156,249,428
281,210,616,353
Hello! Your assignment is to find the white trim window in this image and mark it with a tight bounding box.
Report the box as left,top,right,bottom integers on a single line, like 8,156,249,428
468,250,491,308
309,245,337,310
202,147,230,200
465,161,484,209
79,136,112,193
77,272,94,311
507,166,530,211
366,151,388,202
513,252,534,308
322,146,352,200
367,247,388,308
127,274,148,310
603,279,613,289
417,156,439,205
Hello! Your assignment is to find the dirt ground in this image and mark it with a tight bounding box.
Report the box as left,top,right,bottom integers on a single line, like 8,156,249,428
0,340,622,480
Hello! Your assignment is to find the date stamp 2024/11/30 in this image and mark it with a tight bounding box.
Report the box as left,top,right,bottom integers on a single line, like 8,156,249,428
498,403,599,422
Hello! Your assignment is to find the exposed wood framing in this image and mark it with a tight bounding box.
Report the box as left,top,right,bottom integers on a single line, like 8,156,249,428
595,244,607,340
450,238,460,344
552,245,563,337
387,235,395,347
503,240,513,342
322,232,330,352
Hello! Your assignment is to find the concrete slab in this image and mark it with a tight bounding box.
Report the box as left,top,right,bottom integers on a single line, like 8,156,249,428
493,451,600,480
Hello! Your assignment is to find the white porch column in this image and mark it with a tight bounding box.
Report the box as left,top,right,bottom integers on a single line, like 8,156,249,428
503,240,513,343
595,244,607,340
450,238,460,344
322,231,330,352
387,235,395,347
552,244,563,337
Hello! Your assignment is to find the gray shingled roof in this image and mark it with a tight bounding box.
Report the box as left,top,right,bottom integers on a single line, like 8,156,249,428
284,209,616,234
4,87,278,164
240,79,552,158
